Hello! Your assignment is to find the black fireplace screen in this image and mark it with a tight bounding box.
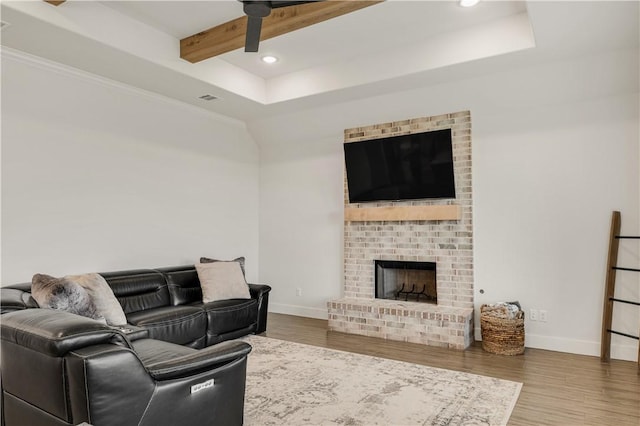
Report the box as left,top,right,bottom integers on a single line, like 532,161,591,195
375,260,437,304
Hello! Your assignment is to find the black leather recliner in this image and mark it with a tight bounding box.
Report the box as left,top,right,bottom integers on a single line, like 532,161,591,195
1,308,252,426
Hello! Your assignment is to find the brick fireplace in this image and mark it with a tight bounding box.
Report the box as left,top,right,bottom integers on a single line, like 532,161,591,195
327,111,474,349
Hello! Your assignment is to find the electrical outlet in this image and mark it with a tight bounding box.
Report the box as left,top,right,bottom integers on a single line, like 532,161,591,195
296,288,302,297
529,309,538,321
539,310,548,322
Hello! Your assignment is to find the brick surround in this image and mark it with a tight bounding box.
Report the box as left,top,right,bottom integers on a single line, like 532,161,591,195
327,111,474,349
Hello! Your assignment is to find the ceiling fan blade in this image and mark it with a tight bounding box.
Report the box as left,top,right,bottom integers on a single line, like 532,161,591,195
245,15,263,52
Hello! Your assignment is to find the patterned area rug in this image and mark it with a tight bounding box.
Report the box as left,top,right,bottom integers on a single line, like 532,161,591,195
242,336,522,425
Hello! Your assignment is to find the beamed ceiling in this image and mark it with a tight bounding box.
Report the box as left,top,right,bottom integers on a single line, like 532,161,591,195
1,1,638,122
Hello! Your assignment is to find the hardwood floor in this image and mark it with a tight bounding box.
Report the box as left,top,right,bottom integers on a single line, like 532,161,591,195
263,313,640,426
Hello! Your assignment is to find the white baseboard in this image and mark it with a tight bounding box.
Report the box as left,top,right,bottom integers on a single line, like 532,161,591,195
269,303,328,320
474,327,638,362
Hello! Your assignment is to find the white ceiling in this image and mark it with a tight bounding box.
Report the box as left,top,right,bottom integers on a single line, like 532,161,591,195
1,1,638,122
100,0,528,79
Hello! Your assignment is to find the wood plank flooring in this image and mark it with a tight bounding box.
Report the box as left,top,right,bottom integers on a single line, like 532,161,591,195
263,313,640,426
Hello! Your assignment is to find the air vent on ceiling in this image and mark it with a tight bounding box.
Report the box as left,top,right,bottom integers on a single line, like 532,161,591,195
198,94,219,101
0,21,11,31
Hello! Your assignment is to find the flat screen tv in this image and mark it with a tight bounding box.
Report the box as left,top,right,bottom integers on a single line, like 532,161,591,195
344,128,456,203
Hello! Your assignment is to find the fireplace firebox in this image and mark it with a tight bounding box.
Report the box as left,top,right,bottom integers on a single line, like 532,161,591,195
375,260,437,304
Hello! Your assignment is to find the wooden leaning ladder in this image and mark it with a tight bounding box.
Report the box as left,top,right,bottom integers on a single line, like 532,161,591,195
600,211,640,369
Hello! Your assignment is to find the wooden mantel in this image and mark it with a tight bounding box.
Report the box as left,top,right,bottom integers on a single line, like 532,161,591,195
344,205,460,222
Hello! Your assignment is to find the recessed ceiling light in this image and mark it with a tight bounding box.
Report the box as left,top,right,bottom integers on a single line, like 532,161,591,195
459,0,480,7
261,55,278,64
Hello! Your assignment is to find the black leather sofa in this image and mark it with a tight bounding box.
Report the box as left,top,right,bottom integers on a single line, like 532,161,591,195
1,264,272,348
1,308,252,426
0,264,272,426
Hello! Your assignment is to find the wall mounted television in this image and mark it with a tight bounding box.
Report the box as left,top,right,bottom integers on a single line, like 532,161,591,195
344,128,456,203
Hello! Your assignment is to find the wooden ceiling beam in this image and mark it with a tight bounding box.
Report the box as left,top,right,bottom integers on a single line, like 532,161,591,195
180,0,383,63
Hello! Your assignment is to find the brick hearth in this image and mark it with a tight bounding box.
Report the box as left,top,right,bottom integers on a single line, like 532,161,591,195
327,111,474,349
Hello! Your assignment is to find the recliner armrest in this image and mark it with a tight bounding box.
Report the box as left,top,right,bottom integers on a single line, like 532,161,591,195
135,339,252,380
248,284,271,334
248,283,271,299
1,309,129,356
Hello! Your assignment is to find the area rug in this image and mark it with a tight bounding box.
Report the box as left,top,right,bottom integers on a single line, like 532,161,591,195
242,335,522,425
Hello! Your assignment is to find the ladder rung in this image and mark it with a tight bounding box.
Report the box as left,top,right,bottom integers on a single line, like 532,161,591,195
607,329,640,340
615,235,640,239
609,297,640,306
612,266,640,272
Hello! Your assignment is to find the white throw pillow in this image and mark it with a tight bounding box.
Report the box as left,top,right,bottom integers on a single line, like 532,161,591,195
196,261,251,303
67,273,127,326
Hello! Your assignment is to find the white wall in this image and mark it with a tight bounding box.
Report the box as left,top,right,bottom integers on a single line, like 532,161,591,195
259,138,345,318
1,51,260,284
2,46,637,362
252,48,640,361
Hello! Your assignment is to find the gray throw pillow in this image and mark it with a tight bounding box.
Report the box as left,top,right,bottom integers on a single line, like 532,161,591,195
195,261,251,303
67,273,127,326
200,256,245,276
32,274,105,322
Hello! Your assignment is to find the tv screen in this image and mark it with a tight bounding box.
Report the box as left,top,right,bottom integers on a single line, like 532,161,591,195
344,128,455,203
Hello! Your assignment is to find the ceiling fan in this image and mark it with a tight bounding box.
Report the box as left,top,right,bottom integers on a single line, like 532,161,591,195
180,1,383,63
241,1,322,52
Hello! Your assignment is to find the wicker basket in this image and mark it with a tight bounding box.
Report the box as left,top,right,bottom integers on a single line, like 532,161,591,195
480,304,525,355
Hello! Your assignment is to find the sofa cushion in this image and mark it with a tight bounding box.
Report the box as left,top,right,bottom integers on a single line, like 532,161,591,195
195,299,258,336
195,262,250,303
157,266,203,306
102,270,170,314
126,306,206,346
31,274,104,322
1,288,39,314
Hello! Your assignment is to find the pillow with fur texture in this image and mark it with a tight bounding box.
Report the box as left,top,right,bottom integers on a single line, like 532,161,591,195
32,274,105,322
195,261,250,303
67,273,127,326
200,256,245,276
